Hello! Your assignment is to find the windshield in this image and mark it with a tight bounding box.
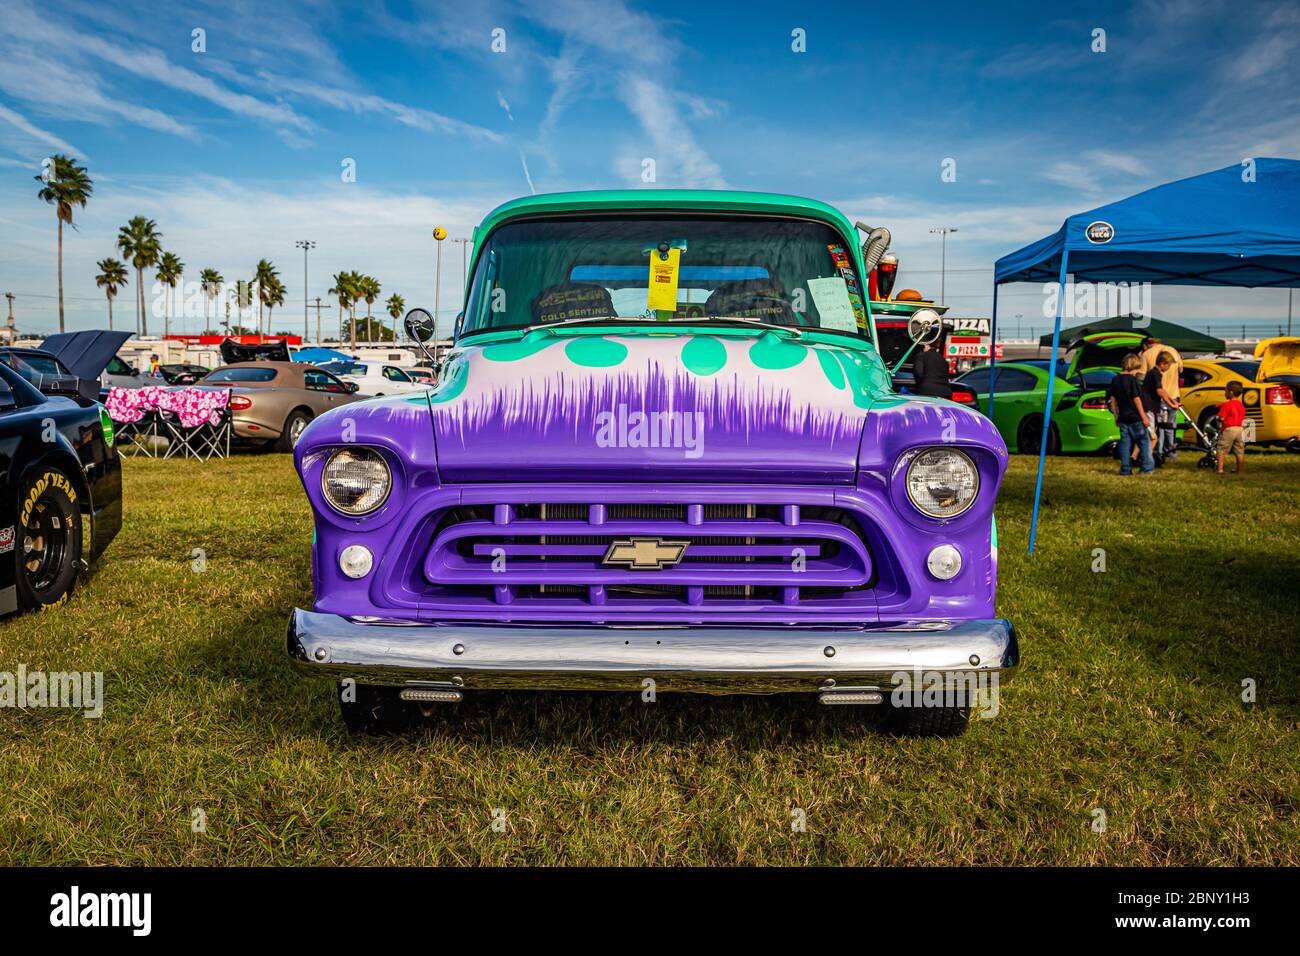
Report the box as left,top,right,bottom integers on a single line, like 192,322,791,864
3,352,72,390
462,216,870,339
319,361,368,376
1221,360,1260,379
1073,368,1117,388
203,367,278,383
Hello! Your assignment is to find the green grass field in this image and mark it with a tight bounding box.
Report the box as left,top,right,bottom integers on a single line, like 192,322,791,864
2,451,1297,865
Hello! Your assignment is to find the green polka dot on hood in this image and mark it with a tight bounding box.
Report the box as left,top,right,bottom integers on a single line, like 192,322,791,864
816,348,846,389
565,336,628,367
749,331,807,370
481,336,558,363
681,336,727,376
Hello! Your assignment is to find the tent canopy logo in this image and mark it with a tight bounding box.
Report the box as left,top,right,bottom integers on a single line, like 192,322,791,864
1085,221,1115,244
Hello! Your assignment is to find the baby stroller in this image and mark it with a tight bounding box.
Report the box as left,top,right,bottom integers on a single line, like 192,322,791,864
1178,406,1221,469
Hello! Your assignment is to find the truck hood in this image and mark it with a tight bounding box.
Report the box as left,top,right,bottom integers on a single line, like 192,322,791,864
40,329,133,381
1254,336,1300,379
425,329,889,483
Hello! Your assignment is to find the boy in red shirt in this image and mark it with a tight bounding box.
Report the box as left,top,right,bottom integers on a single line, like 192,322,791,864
1216,381,1247,474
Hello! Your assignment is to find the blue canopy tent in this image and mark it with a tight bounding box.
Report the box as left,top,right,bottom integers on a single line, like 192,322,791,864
290,346,353,364
991,157,1300,552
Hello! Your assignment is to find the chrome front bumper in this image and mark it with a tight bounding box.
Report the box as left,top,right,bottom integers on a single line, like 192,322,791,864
287,609,1018,695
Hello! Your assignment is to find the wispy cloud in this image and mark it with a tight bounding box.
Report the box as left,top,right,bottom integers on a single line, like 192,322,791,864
0,48,195,139
617,76,726,188
255,72,504,142
0,0,311,133
0,103,84,157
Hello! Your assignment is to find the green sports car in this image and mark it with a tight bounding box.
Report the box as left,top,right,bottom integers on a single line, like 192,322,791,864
952,360,1117,454
955,330,1191,455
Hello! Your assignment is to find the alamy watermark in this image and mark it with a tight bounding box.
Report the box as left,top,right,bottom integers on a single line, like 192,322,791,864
0,665,103,718
1042,280,1152,321
890,668,1000,719
595,403,705,459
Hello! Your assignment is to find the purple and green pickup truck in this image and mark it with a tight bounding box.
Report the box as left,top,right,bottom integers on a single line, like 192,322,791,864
287,190,1017,735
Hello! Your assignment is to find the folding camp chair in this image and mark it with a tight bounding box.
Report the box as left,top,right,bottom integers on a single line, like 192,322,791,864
115,411,163,457
157,389,234,460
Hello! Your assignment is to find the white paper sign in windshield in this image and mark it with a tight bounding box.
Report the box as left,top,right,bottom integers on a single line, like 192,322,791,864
807,276,859,332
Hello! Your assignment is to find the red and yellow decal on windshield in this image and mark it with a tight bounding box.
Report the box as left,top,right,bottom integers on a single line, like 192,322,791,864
827,244,868,331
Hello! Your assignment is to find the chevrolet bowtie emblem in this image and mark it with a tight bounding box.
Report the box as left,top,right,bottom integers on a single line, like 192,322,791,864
603,537,689,570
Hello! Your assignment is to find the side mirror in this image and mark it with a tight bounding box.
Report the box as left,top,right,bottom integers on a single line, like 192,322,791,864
346,381,360,394
454,311,464,340
404,308,435,343
908,308,943,346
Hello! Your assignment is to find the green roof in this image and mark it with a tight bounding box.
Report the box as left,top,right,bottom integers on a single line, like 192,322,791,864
473,189,859,246
1037,315,1227,353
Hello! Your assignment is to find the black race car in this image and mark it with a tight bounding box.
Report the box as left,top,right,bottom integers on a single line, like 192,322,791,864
0,331,124,614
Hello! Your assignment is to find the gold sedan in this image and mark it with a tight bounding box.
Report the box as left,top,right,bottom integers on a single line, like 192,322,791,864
1178,340,1300,451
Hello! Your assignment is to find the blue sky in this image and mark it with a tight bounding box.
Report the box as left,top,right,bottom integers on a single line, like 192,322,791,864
1,0,1298,337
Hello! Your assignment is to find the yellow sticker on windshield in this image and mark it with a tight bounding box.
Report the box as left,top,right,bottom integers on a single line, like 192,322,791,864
647,248,681,312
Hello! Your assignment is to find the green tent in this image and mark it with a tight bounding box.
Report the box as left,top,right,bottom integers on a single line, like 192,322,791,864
1037,315,1226,353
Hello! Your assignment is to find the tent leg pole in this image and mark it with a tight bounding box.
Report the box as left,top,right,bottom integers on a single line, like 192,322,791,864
1029,250,1069,554
988,283,1000,417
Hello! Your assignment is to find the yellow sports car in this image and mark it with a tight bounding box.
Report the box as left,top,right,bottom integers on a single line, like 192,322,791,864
1178,338,1300,451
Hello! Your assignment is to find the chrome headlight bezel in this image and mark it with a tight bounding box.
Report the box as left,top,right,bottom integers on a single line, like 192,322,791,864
321,447,392,516
904,447,980,519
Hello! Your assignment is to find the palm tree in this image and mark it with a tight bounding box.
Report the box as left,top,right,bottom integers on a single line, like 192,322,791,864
386,293,405,339
359,274,381,326
328,271,355,351
199,268,223,329
347,271,366,349
157,251,184,337
265,275,286,330
117,217,161,336
35,155,93,333
95,257,128,332
252,259,279,336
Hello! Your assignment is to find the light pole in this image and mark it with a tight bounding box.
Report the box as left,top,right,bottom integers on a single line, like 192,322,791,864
433,226,447,366
929,227,958,305
1288,288,1293,336
295,239,315,343
451,237,471,289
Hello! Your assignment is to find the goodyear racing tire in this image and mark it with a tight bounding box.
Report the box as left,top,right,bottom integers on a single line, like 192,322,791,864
13,468,83,612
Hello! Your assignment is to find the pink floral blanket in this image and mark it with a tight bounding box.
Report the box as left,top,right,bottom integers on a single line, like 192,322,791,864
106,386,231,428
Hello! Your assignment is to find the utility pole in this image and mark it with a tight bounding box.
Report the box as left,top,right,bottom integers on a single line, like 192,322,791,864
296,239,316,343
929,227,958,305
314,296,322,344
1288,288,1293,336
4,292,14,345
223,299,231,337
433,226,447,366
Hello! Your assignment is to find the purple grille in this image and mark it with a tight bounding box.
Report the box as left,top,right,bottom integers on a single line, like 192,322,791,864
422,499,873,610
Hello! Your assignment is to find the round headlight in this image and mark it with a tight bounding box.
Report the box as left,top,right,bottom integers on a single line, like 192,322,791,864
905,448,979,519
322,447,391,515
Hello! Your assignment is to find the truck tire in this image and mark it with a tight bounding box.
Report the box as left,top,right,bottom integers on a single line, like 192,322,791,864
877,700,971,737
337,682,423,734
